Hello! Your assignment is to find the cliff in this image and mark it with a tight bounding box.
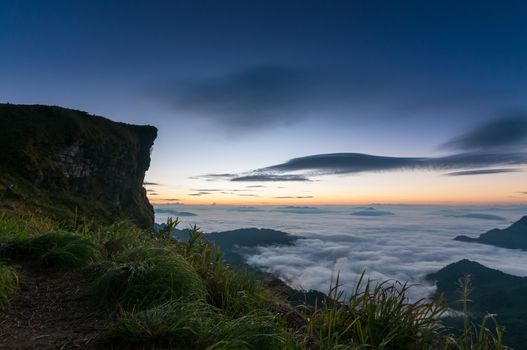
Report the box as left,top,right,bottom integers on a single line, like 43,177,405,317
454,216,527,250
0,104,157,228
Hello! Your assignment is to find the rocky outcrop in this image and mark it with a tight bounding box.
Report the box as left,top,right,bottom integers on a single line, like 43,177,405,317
0,104,157,228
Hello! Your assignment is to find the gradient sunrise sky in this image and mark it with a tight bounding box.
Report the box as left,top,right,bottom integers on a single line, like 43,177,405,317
2,1,527,205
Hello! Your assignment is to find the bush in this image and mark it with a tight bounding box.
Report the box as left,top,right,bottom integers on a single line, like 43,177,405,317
0,263,18,310
0,231,101,268
90,246,206,309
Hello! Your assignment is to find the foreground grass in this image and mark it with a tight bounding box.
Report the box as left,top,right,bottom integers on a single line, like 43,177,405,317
0,263,18,310
0,231,101,268
90,246,207,309
0,213,510,349
105,300,294,350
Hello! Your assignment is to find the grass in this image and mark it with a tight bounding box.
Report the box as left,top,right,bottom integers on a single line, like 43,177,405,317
302,274,447,349
0,214,512,349
104,299,295,350
0,263,18,310
0,231,101,268
443,275,506,350
90,246,206,309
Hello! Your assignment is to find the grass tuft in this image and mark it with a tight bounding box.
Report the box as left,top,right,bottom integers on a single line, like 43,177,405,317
104,300,294,350
90,246,206,309
0,263,18,310
0,231,101,268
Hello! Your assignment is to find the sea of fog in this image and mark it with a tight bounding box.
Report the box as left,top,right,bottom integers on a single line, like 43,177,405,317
154,204,527,300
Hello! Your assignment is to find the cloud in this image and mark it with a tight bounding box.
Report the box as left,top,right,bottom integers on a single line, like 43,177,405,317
351,209,394,216
244,210,527,300
272,206,330,214
273,196,314,199
143,181,161,186
443,213,506,221
444,168,519,176
189,173,236,181
199,116,527,181
246,185,266,188
188,191,212,196
152,65,320,129
262,152,527,175
149,64,438,132
227,206,266,212
440,115,527,151
202,152,527,183
231,174,311,182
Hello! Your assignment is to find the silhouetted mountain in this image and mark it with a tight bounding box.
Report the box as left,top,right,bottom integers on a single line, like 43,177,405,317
169,227,299,266
427,259,527,349
154,207,197,216
454,216,527,250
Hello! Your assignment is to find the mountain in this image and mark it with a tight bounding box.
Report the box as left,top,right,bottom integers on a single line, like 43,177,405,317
454,216,527,250
0,104,157,228
170,227,299,266
427,259,527,349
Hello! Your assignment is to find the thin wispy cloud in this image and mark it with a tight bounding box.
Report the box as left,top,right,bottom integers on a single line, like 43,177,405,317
143,181,161,186
262,152,527,175
444,169,519,176
440,114,527,151
231,174,311,182
273,196,314,199
200,152,527,183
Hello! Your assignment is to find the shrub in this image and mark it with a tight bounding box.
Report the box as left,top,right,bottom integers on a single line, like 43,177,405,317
90,246,206,309
0,263,18,310
0,231,101,268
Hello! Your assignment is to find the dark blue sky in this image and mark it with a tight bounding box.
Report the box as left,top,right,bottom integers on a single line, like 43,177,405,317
2,1,527,204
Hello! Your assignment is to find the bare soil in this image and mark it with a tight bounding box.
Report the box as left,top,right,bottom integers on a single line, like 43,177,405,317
0,266,113,349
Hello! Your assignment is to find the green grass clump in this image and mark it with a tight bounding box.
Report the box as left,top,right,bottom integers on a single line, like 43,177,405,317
0,263,18,310
304,274,448,350
90,246,206,309
0,231,101,268
175,227,274,318
83,221,147,259
104,300,295,350
0,213,55,244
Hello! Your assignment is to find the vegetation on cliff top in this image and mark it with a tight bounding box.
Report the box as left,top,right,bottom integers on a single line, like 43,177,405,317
0,212,510,349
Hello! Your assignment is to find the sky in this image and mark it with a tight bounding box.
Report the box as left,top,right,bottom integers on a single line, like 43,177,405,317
1,0,527,205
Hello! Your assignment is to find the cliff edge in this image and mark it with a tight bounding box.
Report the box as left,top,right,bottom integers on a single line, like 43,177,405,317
0,104,157,228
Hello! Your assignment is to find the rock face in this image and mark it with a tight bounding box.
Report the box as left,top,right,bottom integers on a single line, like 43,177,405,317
0,104,157,228
454,216,527,250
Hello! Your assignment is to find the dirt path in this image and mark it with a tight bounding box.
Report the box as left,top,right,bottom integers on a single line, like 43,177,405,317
0,267,113,349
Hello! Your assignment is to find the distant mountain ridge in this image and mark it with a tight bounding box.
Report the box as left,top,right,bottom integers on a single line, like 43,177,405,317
454,215,527,250
427,259,527,349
